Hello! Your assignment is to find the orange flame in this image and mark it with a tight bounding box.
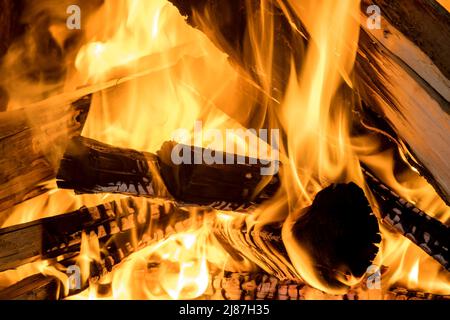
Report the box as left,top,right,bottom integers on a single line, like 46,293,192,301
2,0,449,299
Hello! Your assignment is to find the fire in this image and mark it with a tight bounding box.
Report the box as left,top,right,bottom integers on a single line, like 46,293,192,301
71,227,213,300
1,0,449,300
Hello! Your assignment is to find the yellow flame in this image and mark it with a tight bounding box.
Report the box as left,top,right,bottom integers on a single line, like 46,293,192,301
3,0,449,299
71,227,212,300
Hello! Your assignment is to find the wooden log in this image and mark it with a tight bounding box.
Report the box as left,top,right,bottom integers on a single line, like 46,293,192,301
0,199,212,299
55,136,447,274
356,11,450,205
363,166,450,271
167,0,450,205
0,95,91,217
57,137,280,211
0,183,380,296
213,183,381,292
0,196,206,273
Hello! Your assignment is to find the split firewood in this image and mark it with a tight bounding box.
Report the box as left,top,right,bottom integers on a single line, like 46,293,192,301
0,95,91,217
363,166,450,271
167,0,450,205
57,137,280,211
2,180,446,297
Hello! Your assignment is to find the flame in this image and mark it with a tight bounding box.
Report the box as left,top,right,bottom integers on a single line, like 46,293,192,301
2,0,449,299
438,0,450,11
273,0,363,294
71,227,212,300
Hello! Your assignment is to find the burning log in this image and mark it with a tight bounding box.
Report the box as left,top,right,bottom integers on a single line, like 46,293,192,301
356,1,450,205
363,167,450,271
0,182,380,297
56,137,448,271
0,95,91,217
0,196,206,273
167,0,450,205
56,137,280,211
213,183,381,292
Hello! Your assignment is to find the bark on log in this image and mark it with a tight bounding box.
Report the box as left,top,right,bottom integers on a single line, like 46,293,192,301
0,95,91,218
167,0,450,205
57,137,280,211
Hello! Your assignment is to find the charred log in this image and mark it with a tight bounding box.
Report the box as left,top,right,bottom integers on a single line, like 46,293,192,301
363,166,450,271
0,197,206,273
214,183,381,291
0,274,60,300
1,183,380,296
57,137,280,211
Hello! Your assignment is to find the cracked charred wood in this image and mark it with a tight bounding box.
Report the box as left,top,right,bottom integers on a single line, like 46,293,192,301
213,183,381,292
4,268,448,301
363,167,450,271
212,272,450,301
168,0,450,205
0,197,206,273
57,137,280,211
0,95,91,218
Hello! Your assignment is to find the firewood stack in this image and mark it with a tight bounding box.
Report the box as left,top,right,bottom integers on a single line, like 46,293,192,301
0,0,449,300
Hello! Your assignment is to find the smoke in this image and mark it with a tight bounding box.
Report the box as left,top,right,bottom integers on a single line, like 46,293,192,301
0,0,102,110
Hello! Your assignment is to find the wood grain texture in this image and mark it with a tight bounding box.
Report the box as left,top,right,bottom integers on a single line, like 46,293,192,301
0,95,91,217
